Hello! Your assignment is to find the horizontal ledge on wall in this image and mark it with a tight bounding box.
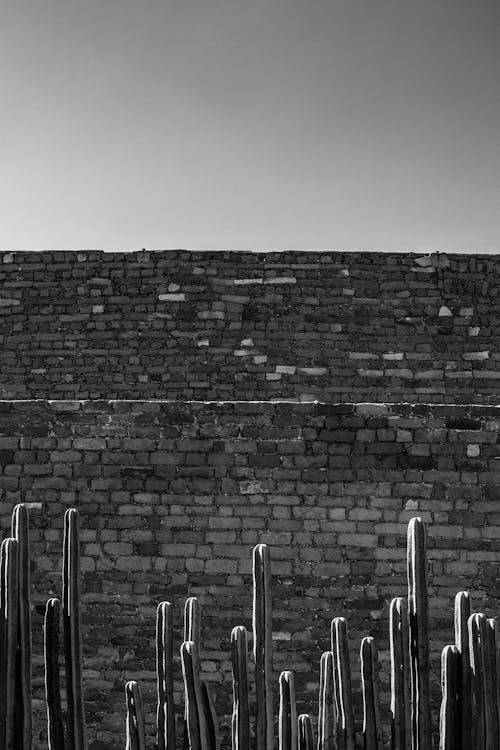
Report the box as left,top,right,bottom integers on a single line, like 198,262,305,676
0,398,498,408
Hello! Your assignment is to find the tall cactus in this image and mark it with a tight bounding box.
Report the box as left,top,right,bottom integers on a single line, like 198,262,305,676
279,671,297,750
1,538,19,750
439,645,458,750
298,715,314,750
253,544,273,750
332,617,355,750
157,601,175,750
407,517,431,750
231,626,250,750
453,591,471,750
125,680,146,750
11,503,32,750
44,598,65,750
62,508,88,750
361,637,382,750
389,597,411,750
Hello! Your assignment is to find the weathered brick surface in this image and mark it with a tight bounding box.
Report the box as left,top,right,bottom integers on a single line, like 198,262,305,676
0,250,498,402
2,400,500,748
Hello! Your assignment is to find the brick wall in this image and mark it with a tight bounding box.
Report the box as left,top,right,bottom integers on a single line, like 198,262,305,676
2,399,500,748
0,249,498,402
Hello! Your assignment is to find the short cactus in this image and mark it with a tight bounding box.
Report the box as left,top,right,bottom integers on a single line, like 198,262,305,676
439,645,459,750
231,626,250,750
279,670,297,750
44,598,65,750
361,637,382,750
157,601,175,750
317,653,334,750
332,617,355,750
298,715,314,750
389,597,411,750
125,680,146,750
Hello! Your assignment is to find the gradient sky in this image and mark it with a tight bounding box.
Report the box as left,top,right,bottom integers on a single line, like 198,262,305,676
1,0,499,252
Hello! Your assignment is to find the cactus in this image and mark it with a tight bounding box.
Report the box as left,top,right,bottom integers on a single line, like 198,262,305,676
11,503,32,750
62,508,88,750
485,618,499,750
253,543,273,750
181,640,209,750
407,517,431,750
330,620,343,750
468,613,485,748
44,598,65,750
453,591,471,750
185,596,201,646
157,601,175,750
1,538,19,750
231,626,250,750
279,671,297,750
361,637,382,750
487,618,500,747
469,612,498,750
317,652,325,750
389,597,411,750
184,597,201,749
125,680,146,750
317,653,334,750
332,617,355,750
201,679,220,750
298,715,314,750
439,645,458,750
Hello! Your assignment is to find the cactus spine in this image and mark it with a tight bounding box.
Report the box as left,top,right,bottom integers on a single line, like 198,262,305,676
44,598,65,750
157,601,175,750
11,503,32,750
279,671,297,750
439,645,458,750
453,591,471,750
231,626,250,750
407,517,431,750
332,617,355,750
298,715,314,750
125,680,146,750
389,597,411,750
63,508,88,750
253,544,273,750
361,637,382,750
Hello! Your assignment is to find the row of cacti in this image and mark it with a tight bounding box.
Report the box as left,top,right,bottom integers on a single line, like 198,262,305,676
2,505,500,749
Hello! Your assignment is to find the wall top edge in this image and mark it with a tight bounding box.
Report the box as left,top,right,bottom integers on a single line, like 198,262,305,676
0,248,499,258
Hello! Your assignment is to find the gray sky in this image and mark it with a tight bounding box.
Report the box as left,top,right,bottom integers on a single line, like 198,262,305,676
1,0,499,252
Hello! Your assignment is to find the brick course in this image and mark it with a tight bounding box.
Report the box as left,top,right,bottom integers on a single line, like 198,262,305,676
1,399,500,748
0,249,498,402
